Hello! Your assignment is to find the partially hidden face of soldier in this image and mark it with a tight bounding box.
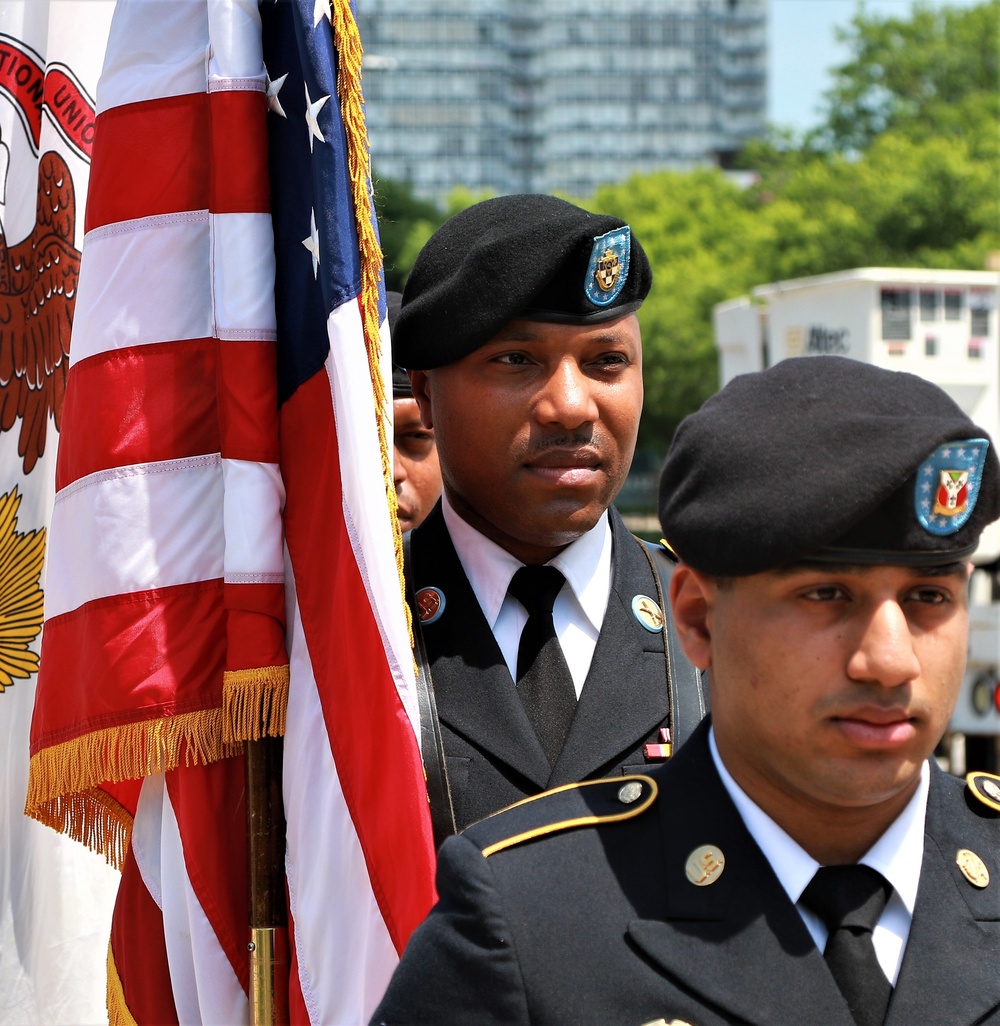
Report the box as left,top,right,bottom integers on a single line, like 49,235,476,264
372,356,1000,1026
394,194,706,837
387,290,442,534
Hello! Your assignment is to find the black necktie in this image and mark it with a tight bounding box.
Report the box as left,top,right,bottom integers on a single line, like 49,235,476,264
800,864,893,1026
507,565,577,767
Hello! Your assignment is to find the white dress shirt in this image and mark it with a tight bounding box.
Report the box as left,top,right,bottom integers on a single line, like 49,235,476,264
441,494,613,698
709,727,928,986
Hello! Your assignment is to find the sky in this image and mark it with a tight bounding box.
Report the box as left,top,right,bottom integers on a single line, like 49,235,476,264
769,0,989,132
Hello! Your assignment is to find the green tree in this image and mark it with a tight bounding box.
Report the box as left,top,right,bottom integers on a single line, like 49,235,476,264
587,171,761,449
819,0,999,152
371,172,443,291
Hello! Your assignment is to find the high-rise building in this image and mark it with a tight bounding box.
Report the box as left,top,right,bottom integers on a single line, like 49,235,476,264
357,0,768,203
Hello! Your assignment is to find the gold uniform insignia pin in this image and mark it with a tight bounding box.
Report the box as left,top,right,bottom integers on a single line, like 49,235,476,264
955,848,990,889
685,844,725,886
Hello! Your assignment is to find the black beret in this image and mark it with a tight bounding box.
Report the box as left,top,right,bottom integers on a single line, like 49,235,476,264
394,194,652,370
386,290,411,398
658,356,1000,576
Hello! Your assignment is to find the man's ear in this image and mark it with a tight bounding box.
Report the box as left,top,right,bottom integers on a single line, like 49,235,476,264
669,564,715,670
408,370,433,429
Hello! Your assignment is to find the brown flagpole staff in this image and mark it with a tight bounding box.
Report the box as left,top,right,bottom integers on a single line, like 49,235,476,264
223,659,291,1025
246,734,289,1026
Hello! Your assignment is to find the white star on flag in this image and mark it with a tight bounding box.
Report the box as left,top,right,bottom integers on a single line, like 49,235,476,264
304,83,330,152
314,0,332,26
266,71,288,118
302,208,320,277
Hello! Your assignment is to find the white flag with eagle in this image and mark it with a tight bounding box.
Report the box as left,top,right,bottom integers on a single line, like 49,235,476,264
0,3,117,1024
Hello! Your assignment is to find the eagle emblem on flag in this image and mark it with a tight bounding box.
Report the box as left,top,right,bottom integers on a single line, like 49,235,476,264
0,151,79,474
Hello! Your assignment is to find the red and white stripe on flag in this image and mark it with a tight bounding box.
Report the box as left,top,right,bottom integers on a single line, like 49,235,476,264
27,0,288,1021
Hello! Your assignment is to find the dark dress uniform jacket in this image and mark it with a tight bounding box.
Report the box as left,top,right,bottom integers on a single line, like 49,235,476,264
409,502,694,831
372,720,1000,1026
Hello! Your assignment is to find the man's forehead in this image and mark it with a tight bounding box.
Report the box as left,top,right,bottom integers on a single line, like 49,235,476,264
488,313,641,345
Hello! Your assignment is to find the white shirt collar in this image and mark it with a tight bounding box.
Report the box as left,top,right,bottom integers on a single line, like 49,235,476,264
441,492,611,634
708,726,928,912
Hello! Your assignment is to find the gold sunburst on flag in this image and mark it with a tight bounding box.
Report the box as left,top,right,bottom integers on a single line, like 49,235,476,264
0,488,45,691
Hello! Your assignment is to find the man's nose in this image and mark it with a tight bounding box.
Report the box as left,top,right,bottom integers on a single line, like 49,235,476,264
533,359,599,429
846,599,921,688
393,449,408,492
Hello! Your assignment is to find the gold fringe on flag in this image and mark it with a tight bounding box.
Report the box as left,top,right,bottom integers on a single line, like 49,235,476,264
107,942,138,1026
331,0,413,645
25,708,239,865
222,664,290,744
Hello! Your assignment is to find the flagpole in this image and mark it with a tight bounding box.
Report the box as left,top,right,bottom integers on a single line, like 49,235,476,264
246,736,289,1026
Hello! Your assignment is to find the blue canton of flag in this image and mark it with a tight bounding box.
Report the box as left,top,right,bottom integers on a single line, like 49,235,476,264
261,0,385,402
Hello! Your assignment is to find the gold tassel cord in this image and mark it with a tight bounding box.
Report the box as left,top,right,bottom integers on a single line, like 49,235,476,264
331,0,413,646
30,786,134,869
107,943,139,1026
25,709,241,863
222,664,290,744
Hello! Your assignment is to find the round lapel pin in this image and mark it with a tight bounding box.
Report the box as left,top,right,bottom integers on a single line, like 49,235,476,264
618,781,643,804
415,586,445,624
967,771,1000,812
955,848,990,889
632,594,664,633
685,844,725,886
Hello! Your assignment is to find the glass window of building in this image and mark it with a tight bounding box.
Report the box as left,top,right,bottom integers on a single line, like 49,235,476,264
970,306,990,337
944,290,963,320
881,289,911,341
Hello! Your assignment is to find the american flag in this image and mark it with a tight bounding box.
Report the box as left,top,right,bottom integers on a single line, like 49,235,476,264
264,1,437,1020
27,0,436,1021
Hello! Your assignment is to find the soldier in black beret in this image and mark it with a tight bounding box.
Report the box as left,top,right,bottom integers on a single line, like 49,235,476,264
388,291,441,533
395,194,705,844
372,356,1000,1026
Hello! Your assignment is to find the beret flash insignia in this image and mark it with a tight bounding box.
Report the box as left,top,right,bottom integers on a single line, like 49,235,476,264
585,227,630,307
915,439,989,536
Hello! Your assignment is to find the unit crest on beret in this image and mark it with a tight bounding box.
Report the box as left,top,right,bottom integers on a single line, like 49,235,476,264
465,775,658,858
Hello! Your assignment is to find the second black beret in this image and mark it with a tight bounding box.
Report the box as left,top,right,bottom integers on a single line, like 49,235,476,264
658,356,1000,575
